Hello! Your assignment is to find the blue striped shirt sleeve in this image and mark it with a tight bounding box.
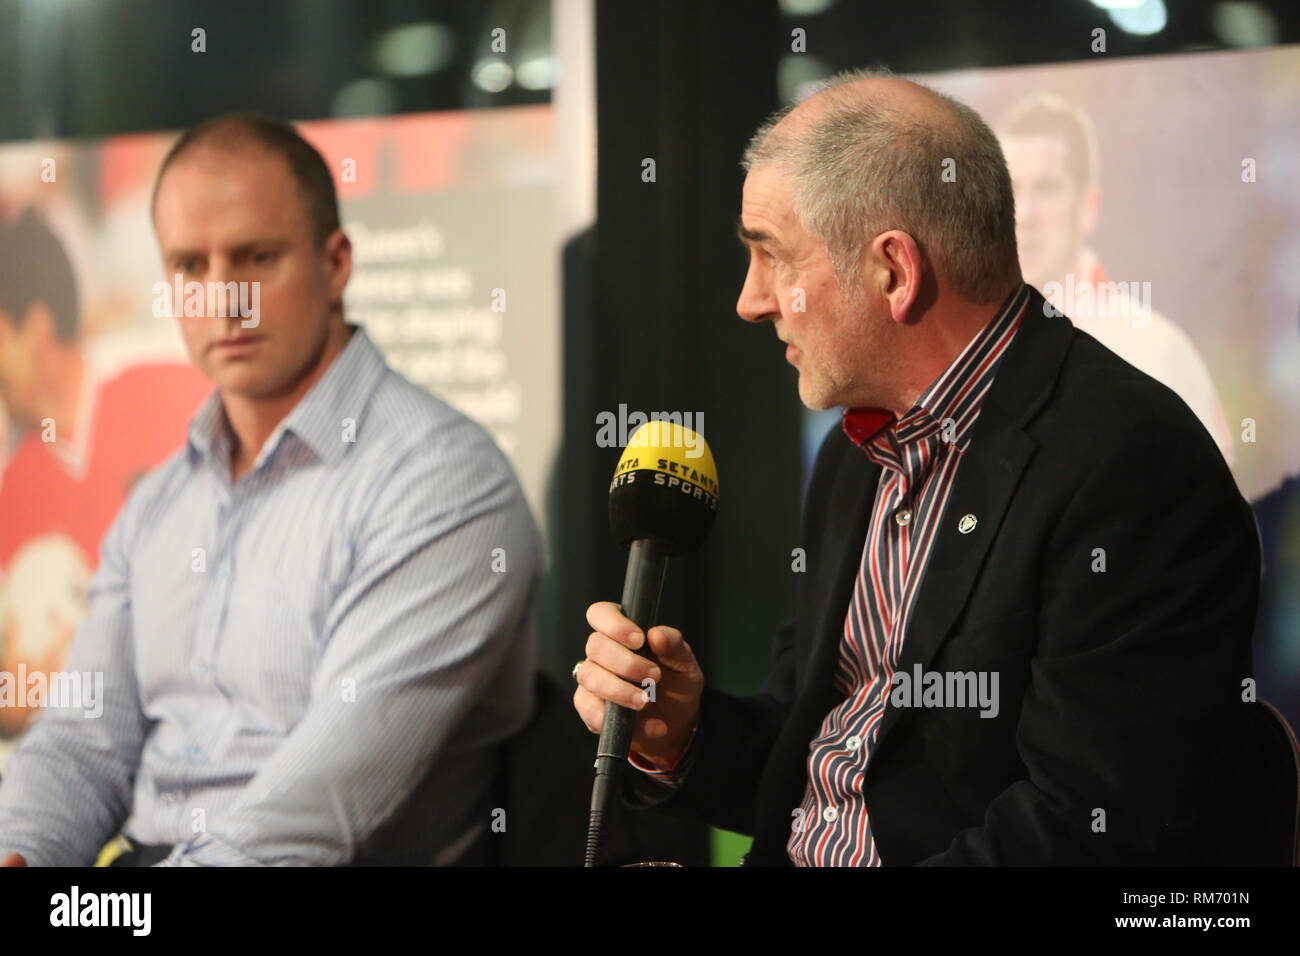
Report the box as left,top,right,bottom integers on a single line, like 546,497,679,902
157,416,539,866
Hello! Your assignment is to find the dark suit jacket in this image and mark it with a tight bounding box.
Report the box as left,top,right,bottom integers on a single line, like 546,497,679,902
630,285,1284,865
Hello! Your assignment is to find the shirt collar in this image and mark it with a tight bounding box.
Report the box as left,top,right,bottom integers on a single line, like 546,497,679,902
842,282,1029,455
187,323,388,469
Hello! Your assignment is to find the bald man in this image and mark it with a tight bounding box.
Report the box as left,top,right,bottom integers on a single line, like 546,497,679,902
572,69,1282,865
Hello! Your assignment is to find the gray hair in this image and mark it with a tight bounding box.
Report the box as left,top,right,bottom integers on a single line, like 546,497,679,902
742,67,1020,304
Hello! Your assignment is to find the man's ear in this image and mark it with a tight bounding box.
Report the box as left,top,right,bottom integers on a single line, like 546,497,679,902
870,230,923,324
324,229,352,307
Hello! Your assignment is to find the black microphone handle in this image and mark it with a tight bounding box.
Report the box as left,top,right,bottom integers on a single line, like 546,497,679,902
585,537,669,867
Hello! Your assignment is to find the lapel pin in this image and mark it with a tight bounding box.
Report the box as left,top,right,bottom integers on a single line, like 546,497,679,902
958,514,978,534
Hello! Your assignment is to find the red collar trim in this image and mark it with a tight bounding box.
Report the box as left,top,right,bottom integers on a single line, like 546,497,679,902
841,407,896,447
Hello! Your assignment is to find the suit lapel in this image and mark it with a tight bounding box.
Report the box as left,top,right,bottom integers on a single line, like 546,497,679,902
868,410,1036,760
869,293,1075,762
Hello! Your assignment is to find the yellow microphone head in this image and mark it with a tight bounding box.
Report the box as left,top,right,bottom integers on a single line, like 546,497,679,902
608,421,719,554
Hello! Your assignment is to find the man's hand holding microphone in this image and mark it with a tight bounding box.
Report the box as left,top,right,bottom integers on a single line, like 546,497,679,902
573,601,704,771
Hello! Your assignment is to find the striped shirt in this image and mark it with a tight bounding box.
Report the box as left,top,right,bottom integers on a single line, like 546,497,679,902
788,283,1029,866
0,323,540,866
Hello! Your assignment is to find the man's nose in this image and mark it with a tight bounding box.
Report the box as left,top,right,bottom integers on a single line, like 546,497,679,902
205,257,241,319
736,261,777,324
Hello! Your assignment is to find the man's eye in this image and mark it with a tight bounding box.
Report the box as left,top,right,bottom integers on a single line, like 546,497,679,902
253,251,277,265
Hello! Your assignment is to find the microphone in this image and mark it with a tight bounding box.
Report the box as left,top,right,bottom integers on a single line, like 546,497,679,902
585,420,719,867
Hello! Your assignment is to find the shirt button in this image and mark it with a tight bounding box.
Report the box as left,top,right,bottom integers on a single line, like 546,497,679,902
895,508,912,526
846,735,862,751
823,806,838,823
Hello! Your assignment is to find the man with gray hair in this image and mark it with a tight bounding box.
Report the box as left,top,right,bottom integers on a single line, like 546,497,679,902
573,69,1280,865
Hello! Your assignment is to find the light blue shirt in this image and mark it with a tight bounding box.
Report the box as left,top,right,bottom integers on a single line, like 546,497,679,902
0,324,540,865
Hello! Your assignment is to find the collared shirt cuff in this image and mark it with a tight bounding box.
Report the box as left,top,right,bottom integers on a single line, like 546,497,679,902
627,722,699,787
